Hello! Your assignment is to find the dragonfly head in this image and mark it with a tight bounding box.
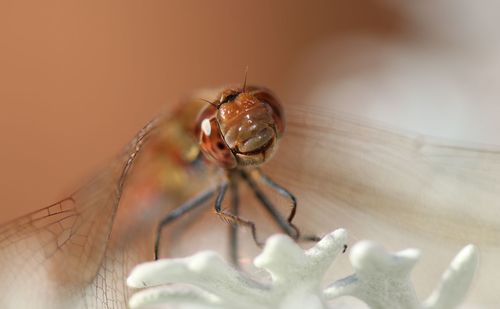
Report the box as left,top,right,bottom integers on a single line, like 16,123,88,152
196,86,284,169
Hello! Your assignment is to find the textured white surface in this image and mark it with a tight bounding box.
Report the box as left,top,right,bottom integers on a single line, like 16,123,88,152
127,229,478,309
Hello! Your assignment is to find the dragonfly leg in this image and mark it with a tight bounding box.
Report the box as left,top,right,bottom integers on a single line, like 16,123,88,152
155,187,217,260
228,177,240,267
255,168,298,223
240,170,299,239
242,170,321,242
258,169,321,242
215,182,264,248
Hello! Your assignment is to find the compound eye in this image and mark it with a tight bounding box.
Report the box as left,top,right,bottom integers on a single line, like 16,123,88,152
198,117,237,168
252,89,285,137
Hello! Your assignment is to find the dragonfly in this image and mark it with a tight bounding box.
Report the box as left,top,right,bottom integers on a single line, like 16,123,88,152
1,85,500,309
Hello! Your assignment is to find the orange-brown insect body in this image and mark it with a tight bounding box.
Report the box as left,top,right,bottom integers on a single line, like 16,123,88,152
196,86,284,169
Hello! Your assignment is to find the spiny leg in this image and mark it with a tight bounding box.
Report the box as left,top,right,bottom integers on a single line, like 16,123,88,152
154,187,217,260
228,176,240,267
257,169,321,242
239,170,298,238
241,170,321,242
215,182,264,247
255,168,297,223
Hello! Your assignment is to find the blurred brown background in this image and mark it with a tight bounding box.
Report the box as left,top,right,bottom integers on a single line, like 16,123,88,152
0,0,403,220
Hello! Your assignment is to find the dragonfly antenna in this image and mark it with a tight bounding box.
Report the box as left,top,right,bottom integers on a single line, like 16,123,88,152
242,66,248,92
200,98,218,107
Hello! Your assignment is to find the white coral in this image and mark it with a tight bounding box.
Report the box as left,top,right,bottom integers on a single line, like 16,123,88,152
127,229,478,309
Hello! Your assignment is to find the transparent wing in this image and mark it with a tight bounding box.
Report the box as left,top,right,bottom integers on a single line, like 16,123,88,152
265,105,500,305
269,105,500,245
2,101,500,308
0,117,161,309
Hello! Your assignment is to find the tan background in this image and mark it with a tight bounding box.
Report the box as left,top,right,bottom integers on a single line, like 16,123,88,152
0,0,402,220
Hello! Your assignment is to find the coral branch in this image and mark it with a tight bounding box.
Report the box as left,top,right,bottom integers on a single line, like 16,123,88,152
127,229,477,309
